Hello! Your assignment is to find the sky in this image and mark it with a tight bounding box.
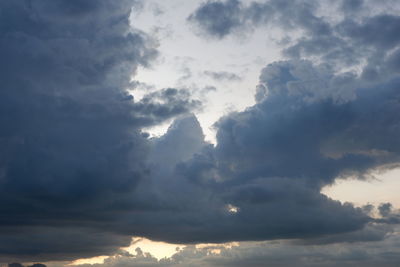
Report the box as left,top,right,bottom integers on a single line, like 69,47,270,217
1,0,400,266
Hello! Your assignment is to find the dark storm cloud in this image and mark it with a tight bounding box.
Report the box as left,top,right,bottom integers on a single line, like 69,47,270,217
187,0,244,38
0,0,198,262
188,0,331,38
149,114,206,170
337,15,400,50
210,59,400,188
0,226,132,262
189,0,400,75
341,0,364,13
9,264,46,267
375,203,400,225
284,11,400,71
293,220,396,245
133,88,202,126
379,203,393,217
189,0,399,41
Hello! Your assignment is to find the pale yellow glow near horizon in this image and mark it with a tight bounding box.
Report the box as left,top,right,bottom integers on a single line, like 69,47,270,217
70,256,108,265
196,241,239,250
70,239,242,265
70,238,183,265
125,238,185,260
323,168,400,208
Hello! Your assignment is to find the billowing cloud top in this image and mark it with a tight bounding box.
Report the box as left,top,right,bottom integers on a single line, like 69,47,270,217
1,0,400,265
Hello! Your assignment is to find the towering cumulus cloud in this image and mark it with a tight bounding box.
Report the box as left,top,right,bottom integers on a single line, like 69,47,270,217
0,0,199,262
2,0,400,265
172,0,400,244
0,0,152,262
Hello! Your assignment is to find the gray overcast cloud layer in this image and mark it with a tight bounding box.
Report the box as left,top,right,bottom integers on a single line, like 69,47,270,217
2,0,400,266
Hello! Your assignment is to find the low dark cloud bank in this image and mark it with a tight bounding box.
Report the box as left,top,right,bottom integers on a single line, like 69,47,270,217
2,0,400,265
9,264,46,267
70,225,400,267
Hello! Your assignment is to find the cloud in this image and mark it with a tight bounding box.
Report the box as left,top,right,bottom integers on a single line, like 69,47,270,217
189,0,400,76
203,71,242,82
341,0,364,13
119,56,400,244
9,264,46,267
133,88,202,126
188,0,331,38
0,0,198,262
97,58,400,245
187,0,244,39
338,15,400,50
149,114,206,170
68,227,400,267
